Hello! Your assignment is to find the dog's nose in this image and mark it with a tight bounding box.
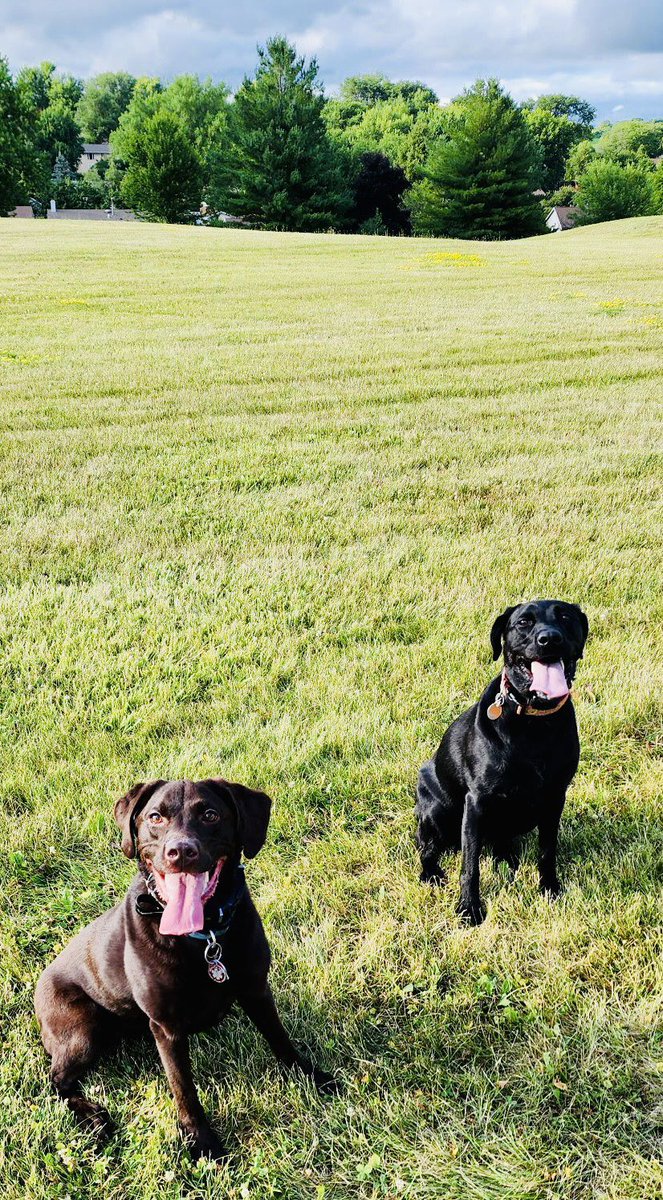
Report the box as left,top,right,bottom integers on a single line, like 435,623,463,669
164,839,199,868
536,627,563,650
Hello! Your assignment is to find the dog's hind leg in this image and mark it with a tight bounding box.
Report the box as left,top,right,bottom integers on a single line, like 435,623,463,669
416,819,448,886
415,759,457,886
35,974,113,1141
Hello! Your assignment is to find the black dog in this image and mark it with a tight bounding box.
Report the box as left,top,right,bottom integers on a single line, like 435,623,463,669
35,778,335,1162
416,600,588,924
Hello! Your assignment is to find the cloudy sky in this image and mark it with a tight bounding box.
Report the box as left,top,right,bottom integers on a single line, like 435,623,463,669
3,0,663,120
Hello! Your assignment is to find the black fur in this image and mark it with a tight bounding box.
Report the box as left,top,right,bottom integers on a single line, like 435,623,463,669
415,600,589,923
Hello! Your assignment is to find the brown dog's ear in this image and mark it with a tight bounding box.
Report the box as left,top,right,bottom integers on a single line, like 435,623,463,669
114,780,166,858
490,606,517,660
204,779,272,859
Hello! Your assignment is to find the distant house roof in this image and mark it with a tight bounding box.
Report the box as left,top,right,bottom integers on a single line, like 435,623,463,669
47,208,135,221
546,205,580,231
82,143,110,155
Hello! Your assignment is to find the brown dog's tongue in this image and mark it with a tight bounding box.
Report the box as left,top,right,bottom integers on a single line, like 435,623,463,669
159,872,209,935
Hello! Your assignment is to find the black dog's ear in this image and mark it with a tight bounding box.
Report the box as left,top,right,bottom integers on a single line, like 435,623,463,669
206,779,272,859
573,605,589,655
490,606,517,660
114,780,166,858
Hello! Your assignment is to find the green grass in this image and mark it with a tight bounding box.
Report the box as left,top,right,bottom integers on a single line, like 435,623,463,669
0,215,661,1200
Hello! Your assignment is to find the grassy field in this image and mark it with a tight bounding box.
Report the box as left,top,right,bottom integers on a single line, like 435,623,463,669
0,215,661,1200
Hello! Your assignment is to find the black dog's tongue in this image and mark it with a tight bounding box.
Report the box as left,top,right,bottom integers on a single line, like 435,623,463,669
530,661,568,698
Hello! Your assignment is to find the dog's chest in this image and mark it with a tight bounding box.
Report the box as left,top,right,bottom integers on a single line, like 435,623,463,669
156,957,235,1030
480,737,576,829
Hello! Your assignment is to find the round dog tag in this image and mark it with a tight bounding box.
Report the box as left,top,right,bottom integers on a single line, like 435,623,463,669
207,959,229,984
487,699,503,720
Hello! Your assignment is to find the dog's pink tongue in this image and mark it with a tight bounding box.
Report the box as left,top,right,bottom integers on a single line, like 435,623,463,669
159,872,208,936
530,660,568,698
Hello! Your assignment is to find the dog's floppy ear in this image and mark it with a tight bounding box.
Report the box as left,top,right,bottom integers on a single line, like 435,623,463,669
114,780,166,858
206,779,272,859
573,605,589,656
490,606,517,660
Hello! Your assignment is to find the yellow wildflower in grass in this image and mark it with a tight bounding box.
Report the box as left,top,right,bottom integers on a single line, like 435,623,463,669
597,298,627,314
422,250,486,267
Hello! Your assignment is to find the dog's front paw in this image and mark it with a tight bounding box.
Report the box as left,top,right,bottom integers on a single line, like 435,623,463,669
539,877,562,899
456,895,486,925
420,865,446,887
183,1123,228,1164
295,1058,340,1096
68,1097,114,1145
311,1066,340,1096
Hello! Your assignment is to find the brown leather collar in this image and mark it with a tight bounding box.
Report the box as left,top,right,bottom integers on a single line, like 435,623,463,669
521,692,570,717
488,670,571,720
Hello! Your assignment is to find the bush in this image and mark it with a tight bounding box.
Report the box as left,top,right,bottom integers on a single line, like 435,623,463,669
576,159,657,224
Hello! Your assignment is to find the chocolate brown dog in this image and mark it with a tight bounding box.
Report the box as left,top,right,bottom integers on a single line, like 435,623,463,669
416,600,589,923
35,778,335,1162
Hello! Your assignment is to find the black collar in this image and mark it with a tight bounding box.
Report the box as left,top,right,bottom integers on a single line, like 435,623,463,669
135,862,247,942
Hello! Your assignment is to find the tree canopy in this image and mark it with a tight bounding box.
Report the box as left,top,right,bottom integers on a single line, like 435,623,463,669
121,109,203,223
76,72,136,141
595,119,663,164
4,40,663,233
523,94,596,191
576,159,657,224
349,151,411,234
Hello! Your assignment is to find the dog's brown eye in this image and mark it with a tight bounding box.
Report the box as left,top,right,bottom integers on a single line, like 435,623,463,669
202,809,220,823
148,812,165,825
517,617,532,627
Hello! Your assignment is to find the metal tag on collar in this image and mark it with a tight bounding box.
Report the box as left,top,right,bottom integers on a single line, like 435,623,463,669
203,931,229,984
487,692,504,720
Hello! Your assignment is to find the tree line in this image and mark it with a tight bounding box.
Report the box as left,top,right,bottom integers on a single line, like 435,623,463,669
2,36,663,237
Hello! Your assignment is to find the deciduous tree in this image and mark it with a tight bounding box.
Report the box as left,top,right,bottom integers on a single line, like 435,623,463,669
349,151,411,234
121,109,203,223
576,159,657,224
596,119,663,164
77,72,136,141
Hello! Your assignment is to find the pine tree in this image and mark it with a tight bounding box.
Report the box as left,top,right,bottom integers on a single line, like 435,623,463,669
213,36,351,230
411,79,545,240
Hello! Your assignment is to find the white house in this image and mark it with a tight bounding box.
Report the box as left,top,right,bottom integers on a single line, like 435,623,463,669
546,205,580,232
77,143,111,174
